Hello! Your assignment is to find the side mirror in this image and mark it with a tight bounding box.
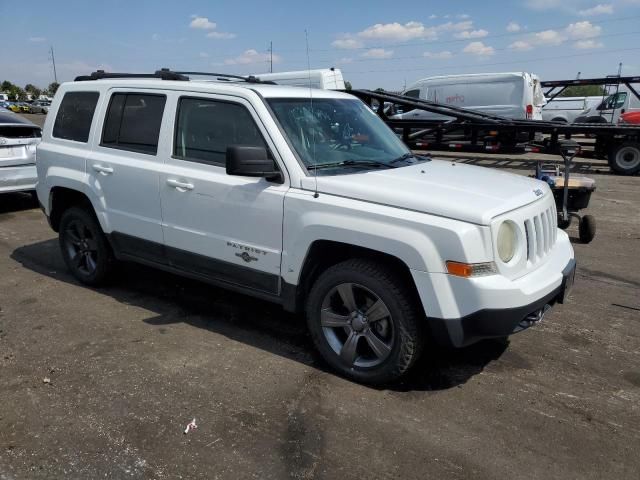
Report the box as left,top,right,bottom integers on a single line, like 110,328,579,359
226,146,283,183
621,109,626,114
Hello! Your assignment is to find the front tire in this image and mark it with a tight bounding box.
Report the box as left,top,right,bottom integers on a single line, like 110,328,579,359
306,259,424,384
59,207,113,286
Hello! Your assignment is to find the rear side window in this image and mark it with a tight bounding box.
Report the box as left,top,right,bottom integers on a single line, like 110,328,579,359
101,93,166,154
404,89,420,98
53,92,99,142
173,97,266,166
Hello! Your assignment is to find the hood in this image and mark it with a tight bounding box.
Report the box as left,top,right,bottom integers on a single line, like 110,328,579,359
301,159,550,225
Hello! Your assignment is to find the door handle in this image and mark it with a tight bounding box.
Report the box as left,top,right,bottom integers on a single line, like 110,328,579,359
92,164,114,175
166,178,194,191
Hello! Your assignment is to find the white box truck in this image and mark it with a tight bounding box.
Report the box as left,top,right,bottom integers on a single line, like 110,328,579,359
253,68,345,90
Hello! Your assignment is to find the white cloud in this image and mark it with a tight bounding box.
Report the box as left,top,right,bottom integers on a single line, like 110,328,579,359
509,40,533,51
438,20,474,32
506,21,521,32
151,33,160,41
199,52,209,58
579,3,613,15
362,48,394,58
337,57,353,64
206,31,236,39
566,21,601,39
533,29,565,45
573,39,604,48
29,37,46,42
224,49,281,65
454,29,488,39
331,37,364,49
457,14,471,19
358,21,437,41
352,20,473,43
189,15,235,39
462,41,495,56
429,14,438,19
423,50,453,59
189,16,216,30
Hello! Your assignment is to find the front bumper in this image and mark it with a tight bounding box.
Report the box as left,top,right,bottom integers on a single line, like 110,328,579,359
412,231,576,347
0,164,37,193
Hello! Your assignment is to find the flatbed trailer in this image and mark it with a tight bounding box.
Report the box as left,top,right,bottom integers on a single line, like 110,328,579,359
348,88,640,175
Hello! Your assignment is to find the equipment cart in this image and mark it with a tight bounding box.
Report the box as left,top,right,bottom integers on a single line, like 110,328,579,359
535,141,596,243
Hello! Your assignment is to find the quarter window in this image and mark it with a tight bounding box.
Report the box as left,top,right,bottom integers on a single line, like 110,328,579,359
174,97,267,166
101,93,166,154
404,89,420,99
53,91,99,142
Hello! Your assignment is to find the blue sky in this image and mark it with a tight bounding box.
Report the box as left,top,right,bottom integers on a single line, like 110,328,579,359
1,0,640,90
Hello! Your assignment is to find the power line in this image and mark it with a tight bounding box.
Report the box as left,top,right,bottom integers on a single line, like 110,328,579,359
309,13,640,53
291,29,640,66
338,46,640,76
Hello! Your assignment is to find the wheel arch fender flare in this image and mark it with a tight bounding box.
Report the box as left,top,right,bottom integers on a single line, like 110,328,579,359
47,176,110,232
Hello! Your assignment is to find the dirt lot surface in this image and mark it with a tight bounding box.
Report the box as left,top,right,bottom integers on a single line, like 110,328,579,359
1,117,640,479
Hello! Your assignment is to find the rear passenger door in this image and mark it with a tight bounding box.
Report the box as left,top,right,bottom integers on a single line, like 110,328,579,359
159,94,287,295
88,90,167,260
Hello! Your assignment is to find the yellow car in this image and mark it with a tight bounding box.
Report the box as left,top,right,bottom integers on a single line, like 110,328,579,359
18,102,32,113
7,103,22,113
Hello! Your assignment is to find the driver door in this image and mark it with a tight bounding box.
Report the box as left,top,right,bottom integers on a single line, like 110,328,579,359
159,94,288,295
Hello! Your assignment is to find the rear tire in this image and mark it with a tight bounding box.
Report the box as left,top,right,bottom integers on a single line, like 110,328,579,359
59,207,113,286
306,259,424,385
608,142,640,175
579,215,596,244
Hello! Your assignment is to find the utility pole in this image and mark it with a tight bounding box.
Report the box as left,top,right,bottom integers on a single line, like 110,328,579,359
269,41,273,73
49,45,58,83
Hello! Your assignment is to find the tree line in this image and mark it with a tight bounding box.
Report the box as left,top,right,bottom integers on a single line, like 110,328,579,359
1,81,60,101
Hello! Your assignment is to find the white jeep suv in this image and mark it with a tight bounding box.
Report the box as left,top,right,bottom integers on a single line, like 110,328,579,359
36,71,576,384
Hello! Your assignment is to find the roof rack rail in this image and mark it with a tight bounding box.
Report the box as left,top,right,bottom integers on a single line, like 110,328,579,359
74,69,189,82
74,68,276,84
169,70,275,84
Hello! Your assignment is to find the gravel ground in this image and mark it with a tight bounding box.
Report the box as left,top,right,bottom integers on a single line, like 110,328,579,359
0,115,639,479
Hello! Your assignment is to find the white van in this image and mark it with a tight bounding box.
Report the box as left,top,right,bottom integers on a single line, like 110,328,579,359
575,86,640,124
396,72,546,121
253,68,345,90
542,96,603,123
0,93,10,102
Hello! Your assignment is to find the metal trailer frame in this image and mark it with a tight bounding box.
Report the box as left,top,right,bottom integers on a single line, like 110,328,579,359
542,76,640,125
348,88,640,175
542,76,640,104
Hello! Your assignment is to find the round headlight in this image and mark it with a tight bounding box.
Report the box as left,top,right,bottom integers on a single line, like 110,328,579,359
497,221,517,263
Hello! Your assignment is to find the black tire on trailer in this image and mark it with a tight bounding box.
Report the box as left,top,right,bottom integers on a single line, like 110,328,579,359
579,215,596,244
306,259,424,385
608,142,640,175
59,206,114,286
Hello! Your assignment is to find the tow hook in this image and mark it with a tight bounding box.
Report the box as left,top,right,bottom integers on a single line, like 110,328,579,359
520,304,552,329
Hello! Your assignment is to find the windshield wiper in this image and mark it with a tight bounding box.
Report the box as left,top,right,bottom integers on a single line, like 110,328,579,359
307,159,397,170
389,152,417,164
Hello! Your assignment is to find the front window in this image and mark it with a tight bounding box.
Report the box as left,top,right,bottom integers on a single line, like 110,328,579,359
267,98,422,175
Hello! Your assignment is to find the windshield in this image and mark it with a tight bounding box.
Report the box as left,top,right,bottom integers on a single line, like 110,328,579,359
599,92,627,110
267,98,413,174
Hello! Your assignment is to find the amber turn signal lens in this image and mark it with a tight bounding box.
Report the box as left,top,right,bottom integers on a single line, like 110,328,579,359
446,261,497,278
446,261,473,277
